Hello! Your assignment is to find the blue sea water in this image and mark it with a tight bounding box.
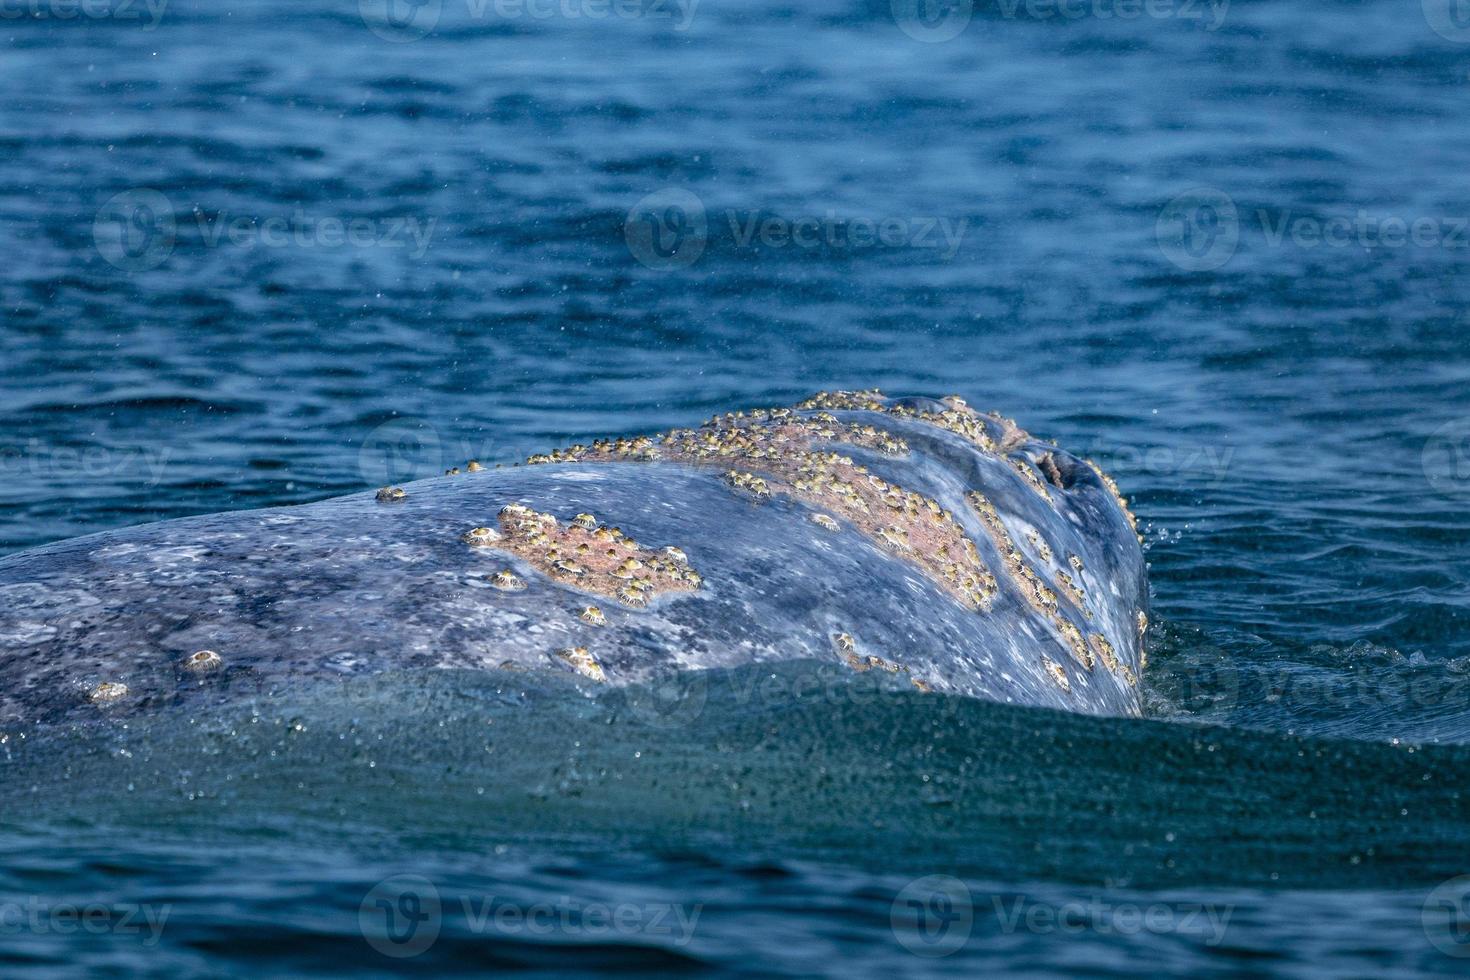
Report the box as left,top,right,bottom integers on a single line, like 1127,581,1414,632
4,0,1470,974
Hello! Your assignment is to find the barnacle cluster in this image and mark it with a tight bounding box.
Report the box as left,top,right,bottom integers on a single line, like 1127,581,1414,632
1136,611,1150,670
505,389,1139,688
1056,569,1089,614
556,646,606,682
1025,531,1053,564
1041,655,1070,692
725,470,772,499
775,453,1000,611
831,632,906,674
470,504,701,607
527,434,660,466
524,405,1000,610
968,490,1095,679
1009,456,1054,502
1089,631,1135,685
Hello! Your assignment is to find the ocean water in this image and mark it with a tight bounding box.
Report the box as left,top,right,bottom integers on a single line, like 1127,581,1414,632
3,0,1470,974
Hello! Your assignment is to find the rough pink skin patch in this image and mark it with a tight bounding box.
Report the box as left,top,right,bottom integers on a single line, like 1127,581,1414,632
469,504,702,608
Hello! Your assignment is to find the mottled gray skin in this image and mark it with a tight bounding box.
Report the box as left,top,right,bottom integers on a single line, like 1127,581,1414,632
0,396,1147,727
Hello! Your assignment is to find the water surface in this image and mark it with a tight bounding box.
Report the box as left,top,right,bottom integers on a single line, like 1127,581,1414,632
3,0,1470,974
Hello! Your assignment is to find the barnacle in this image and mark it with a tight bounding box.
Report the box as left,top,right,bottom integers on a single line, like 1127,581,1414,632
183,649,223,673
556,647,606,682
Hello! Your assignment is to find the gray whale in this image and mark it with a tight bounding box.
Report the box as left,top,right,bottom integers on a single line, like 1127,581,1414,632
0,391,1148,727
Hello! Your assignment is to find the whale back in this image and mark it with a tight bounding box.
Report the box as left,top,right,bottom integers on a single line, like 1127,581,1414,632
0,391,1147,726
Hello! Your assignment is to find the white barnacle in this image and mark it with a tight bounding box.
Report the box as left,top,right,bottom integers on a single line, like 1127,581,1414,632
877,526,911,551
616,585,649,608
88,681,129,705
490,569,527,591
183,649,223,673
1041,656,1070,692
462,526,503,546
